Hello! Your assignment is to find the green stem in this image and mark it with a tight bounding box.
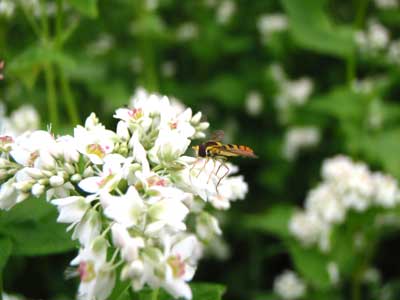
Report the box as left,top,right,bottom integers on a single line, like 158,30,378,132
55,0,63,47
346,0,370,85
19,2,42,38
44,63,59,129
0,271,3,300
351,274,361,300
59,67,80,124
151,288,159,300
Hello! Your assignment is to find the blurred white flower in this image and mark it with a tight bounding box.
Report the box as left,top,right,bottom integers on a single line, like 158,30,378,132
86,34,114,56
0,0,15,18
283,127,320,160
327,261,340,285
161,61,177,78
273,270,306,300
257,14,288,41
374,0,398,9
291,155,400,251
176,22,199,42
216,0,236,24
356,19,390,54
245,91,263,116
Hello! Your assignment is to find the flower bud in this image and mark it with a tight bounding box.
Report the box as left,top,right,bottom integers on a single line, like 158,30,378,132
50,175,64,187
16,192,29,203
38,150,56,170
191,111,202,124
71,174,82,182
14,180,34,193
117,121,130,141
38,178,49,185
83,166,94,177
64,148,80,163
25,168,44,179
32,183,45,197
64,163,76,175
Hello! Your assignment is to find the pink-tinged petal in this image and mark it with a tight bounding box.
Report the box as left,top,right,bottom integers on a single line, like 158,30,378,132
79,177,102,194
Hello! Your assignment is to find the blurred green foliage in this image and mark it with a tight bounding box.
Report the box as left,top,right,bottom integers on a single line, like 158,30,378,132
3,0,400,299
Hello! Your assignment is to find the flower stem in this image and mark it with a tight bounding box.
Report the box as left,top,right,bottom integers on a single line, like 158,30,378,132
59,68,80,124
346,0,369,85
44,63,59,129
0,272,3,300
151,288,159,300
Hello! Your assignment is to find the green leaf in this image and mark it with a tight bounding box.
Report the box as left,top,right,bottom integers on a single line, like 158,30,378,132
288,242,331,289
68,0,98,18
0,197,54,225
241,205,294,239
0,238,12,271
156,283,225,300
306,86,365,121
253,292,278,300
206,75,246,108
191,283,226,300
281,0,355,57
0,208,77,256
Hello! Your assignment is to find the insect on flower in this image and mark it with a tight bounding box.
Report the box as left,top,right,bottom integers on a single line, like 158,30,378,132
191,130,257,193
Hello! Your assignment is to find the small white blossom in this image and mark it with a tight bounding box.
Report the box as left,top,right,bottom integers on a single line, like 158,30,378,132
374,0,398,9
283,127,320,160
216,0,236,24
176,22,199,42
245,91,263,116
274,270,306,300
257,14,288,41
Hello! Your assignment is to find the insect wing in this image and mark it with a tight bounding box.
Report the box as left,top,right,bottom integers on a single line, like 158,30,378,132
223,146,258,158
210,130,225,142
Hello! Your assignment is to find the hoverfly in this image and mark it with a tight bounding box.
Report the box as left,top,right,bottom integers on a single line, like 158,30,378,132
191,130,257,193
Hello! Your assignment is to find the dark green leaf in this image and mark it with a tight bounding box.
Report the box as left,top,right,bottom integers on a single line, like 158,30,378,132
191,283,226,300
1,210,77,256
288,242,331,289
0,197,54,225
0,238,12,271
68,0,98,18
242,205,294,239
281,0,355,57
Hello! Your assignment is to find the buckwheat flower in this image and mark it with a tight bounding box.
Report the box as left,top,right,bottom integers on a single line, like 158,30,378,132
111,223,145,262
327,261,340,285
71,237,115,300
374,0,398,9
289,211,323,246
8,105,40,136
273,270,306,300
245,91,263,116
86,33,114,56
0,177,18,210
196,212,222,242
283,127,320,160
305,183,345,224
52,196,92,224
149,129,191,165
161,235,202,299
216,0,236,24
161,61,177,78
146,190,190,234
176,22,199,42
356,19,390,54
103,186,146,228
72,209,102,246
0,0,15,18
79,154,126,194
257,14,288,40
371,173,400,208
74,114,117,165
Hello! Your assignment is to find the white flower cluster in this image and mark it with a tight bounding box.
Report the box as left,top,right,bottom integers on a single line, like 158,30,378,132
374,0,398,9
257,13,288,43
282,126,320,161
0,91,248,300
244,91,263,117
269,64,314,124
289,155,400,251
355,18,400,65
0,104,40,138
273,270,306,300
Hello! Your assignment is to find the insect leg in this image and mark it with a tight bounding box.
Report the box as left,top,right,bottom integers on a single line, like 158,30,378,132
189,158,199,184
207,159,217,183
196,157,209,178
216,162,230,194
